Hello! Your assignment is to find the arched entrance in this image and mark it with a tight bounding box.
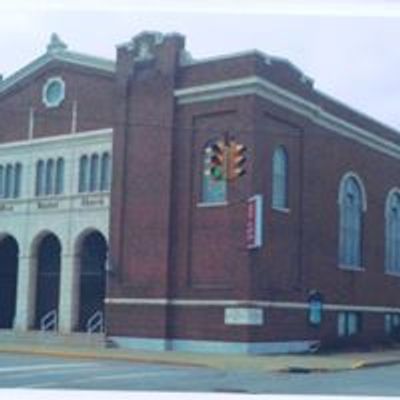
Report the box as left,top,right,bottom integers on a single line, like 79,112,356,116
76,230,107,332
34,233,61,329
0,235,18,328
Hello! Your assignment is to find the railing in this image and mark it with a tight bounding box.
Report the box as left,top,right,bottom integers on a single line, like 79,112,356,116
40,309,58,332
86,311,104,334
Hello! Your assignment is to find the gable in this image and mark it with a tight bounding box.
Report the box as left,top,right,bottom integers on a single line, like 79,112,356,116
0,36,115,144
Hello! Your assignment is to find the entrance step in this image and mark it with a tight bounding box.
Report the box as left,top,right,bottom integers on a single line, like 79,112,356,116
0,329,113,349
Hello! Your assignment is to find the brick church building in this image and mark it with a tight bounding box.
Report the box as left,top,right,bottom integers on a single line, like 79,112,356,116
0,31,399,354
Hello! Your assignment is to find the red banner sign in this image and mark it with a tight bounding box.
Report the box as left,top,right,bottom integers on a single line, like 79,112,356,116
246,194,263,249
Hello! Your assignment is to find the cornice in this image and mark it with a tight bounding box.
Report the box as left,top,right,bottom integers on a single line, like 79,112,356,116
174,76,400,160
0,51,115,96
0,128,113,155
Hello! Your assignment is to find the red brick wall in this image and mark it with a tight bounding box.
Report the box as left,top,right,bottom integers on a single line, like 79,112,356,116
107,38,400,346
0,62,114,142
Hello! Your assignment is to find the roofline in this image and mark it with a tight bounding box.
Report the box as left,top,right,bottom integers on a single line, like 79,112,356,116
313,87,400,138
0,50,115,95
174,76,400,160
180,49,314,85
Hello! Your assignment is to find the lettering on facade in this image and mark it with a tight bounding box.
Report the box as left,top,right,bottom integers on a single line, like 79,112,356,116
81,196,105,207
224,307,264,326
0,203,14,212
37,200,59,209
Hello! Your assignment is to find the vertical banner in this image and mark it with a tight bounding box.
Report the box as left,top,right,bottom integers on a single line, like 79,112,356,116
246,194,263,249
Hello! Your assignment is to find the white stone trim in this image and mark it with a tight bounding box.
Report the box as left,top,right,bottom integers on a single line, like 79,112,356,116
174,76,400,161
105,297,400,314
0,128,112,155
385,187,400,217
42,76,65,108
272,206,290,213
109,336,318,354
196,201,228,208
337,171,368,211
0,51,115,96
28,107,34,140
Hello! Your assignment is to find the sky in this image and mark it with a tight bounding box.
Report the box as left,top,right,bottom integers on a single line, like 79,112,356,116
1,0,400,131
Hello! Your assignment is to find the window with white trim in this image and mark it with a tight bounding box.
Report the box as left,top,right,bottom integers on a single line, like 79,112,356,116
272,146,288,209
100,152,111,191
338,176,364,267
79,152,111,194
201,141,226,204
385,191,400,274
384,313,400,335
55,158,65,195
337,311,362,337
35,157,65,197
0,162,23,199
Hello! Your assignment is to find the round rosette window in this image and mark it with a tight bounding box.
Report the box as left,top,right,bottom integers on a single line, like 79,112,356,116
42,77,65,108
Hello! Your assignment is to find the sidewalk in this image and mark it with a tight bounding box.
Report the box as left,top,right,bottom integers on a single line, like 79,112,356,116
1,341,400,373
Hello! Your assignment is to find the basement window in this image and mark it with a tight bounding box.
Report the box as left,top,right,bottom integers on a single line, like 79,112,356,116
337,311,362,337
384,313,400,335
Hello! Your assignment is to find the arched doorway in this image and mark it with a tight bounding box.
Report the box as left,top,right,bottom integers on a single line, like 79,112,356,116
34,233,61,329
77,230,107,332
0,235,18,328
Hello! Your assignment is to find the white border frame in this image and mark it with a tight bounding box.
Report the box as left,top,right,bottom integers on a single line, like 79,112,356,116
42,76,66,108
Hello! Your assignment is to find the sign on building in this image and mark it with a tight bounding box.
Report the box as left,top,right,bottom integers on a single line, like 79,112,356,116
246,194,263,249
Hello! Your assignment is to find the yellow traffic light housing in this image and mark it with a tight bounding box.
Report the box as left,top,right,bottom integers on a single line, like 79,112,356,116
227,140,247,180
205,141,227,181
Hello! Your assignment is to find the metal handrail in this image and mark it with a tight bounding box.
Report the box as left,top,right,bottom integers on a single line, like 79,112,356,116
86,310,104,334
40,309,57,331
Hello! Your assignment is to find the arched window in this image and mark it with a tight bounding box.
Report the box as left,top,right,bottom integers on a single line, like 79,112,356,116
55,158,65,195
272,146,288,209
338,175,365,267
201,142,226,204
79,155,89,193
45,159,55,195
100,152,111,191
13,163,22,198
0,165,4,198
4,164,13,199
36,160,45,196
89,154,100,192
385,191,400,274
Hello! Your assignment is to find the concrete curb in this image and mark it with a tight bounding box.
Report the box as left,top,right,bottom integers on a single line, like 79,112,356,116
350,358,400,370
2,345,400,374
279,358,400,374
0,347,207,369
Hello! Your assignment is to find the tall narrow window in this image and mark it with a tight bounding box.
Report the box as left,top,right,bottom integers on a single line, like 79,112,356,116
385,191,400,274
13,163,22,198
36,160,45,196
4,164,13,199
338,175,364,267
55,158,65,195
272,146,288,209
79,155,89,193
0,165,4,199
100,152,111,191
45,159,55,195
201,142,226,204
89,154,100,192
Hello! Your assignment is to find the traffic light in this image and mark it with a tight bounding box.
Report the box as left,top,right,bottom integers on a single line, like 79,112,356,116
205,141,227,181
227,140,247,180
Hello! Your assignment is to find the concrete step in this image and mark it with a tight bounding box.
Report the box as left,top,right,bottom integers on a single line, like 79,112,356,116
0,329,112,348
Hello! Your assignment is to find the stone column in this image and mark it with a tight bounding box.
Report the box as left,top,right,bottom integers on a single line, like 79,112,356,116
58,253,79,333
14,255,36,331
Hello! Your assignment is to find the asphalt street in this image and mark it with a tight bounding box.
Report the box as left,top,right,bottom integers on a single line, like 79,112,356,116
0,352,399,395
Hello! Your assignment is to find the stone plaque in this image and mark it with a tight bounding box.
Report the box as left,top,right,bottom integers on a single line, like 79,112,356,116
224,307,264,326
